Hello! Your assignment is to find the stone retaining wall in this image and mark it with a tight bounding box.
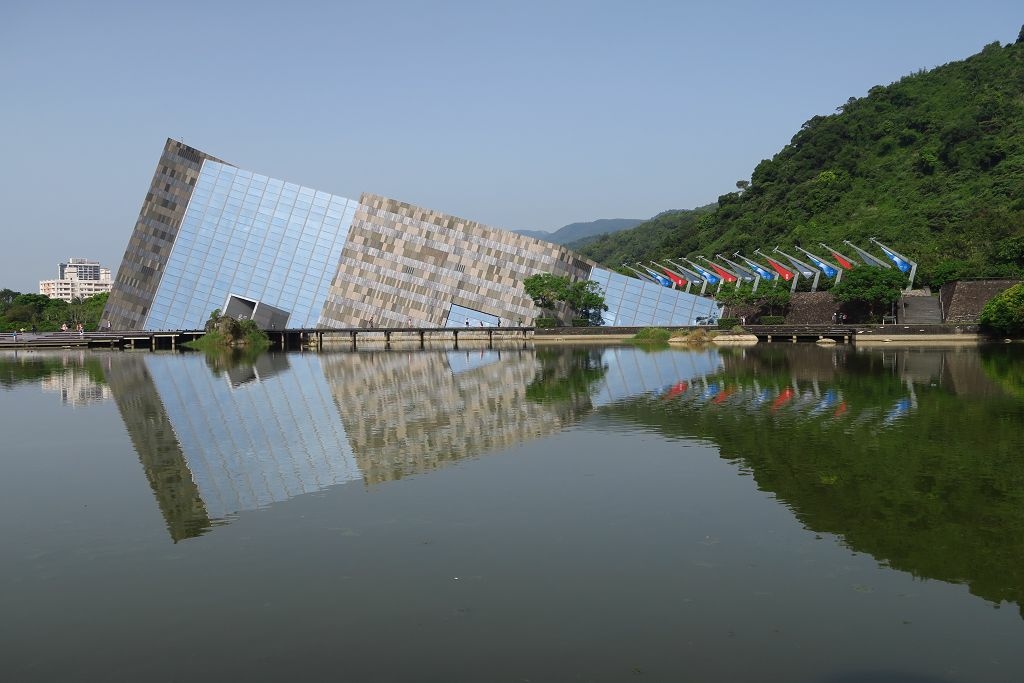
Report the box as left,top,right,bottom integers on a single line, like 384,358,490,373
940,279,1020,324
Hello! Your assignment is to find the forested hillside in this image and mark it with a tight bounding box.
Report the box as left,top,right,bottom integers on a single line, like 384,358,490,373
580,32,1024,288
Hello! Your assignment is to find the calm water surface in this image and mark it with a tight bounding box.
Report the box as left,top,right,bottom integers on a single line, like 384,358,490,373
1,342,1023,682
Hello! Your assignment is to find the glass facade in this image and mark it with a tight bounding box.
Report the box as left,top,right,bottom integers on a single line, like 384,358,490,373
146,160,358,330
446,303,502,327
589,267,722,326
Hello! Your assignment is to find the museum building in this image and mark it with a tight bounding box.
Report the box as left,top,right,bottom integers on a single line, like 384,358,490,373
103,139,721,331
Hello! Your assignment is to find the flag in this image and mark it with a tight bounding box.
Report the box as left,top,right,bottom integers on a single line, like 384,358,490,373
883,396,913,425
795,247,838,278
712,385,736,404
777,252,815,278
666,259,705,283
808,389,840,415
875,243,913,273
685,259,720,284
822,245,855,270
662,380,688,400
704,260,739,283
623,263,656,282
807,255,838,278
717,255,757,281
771,386,796,412
844,241,891,268
642,265,673,287
736,254,775,281
662,269,687,287
762,256,795,281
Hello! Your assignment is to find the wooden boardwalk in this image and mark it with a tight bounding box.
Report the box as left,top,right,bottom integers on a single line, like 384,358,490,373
3,324,968,351
0,327,534,351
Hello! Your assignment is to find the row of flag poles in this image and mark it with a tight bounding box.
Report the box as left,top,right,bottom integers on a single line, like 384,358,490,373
623,239,916,294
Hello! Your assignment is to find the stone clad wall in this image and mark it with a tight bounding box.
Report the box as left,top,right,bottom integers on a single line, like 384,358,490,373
103,139,226,330
320,193,596,328
783,291,838,324
940,279,1020,324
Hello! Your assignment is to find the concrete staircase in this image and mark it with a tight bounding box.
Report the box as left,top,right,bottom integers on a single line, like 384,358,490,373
899,293,943,324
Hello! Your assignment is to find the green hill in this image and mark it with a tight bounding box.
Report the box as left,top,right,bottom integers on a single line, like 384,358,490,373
579,31,1024,288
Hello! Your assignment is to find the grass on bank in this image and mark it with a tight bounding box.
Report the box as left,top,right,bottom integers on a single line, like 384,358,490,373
630,327,674,344
184,317,270,352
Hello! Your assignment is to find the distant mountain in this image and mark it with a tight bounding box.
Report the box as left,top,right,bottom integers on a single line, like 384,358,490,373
514,218,646,245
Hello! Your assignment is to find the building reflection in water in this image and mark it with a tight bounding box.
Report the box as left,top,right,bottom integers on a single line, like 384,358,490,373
323,349,577,485
68,343,1024,542
106,353,361,541
100,345,728,541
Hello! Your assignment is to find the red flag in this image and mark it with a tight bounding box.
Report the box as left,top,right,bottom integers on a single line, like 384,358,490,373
829,251,854,270
663,381,688,399
706,262,738,283
712,385,736,404
662,269,688,287
764,257,795,281
771,387,796,412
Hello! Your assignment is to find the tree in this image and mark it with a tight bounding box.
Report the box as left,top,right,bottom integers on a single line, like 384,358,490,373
80,292,109,329
830,267,908,321
756,286,791,317
0,288,18,312
523,273,569,317
979,283,1024,336
523,273,608,325
4,293,56,329
564,279,609,325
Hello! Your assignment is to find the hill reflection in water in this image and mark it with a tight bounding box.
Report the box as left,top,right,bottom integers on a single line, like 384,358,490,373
603,343,1024,616
6,343,1023,620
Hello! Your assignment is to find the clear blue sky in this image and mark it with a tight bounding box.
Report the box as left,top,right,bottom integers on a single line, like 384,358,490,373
1,0,1021,292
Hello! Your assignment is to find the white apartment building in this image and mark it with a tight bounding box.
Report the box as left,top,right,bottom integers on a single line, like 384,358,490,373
40,257,114,302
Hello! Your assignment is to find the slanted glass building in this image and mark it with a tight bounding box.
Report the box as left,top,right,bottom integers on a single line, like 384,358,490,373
104,139,721,330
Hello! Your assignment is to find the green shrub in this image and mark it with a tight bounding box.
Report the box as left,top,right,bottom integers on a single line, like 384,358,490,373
535,317,557,328
979,283,1024,336
759,315,786,325
631,327,672,343
717,317,739,329
571,318,591,327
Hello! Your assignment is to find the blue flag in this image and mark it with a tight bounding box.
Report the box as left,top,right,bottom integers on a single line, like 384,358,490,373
806,255,838,278
877,244,913,273
642,266,674,287
737,255,775,281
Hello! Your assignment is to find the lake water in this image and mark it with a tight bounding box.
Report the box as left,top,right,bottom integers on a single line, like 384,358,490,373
2,342,1023,682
